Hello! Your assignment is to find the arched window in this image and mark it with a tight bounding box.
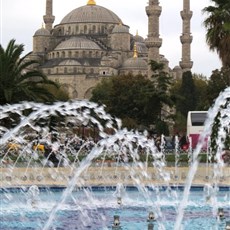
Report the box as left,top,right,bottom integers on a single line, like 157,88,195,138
84,25,87,34
101,26,104,33
92,25,96,33
72,90,78,98
76,26,79,34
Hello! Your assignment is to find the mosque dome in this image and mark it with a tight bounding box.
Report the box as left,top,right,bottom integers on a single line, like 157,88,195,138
60,3,122,25
59,60,81,66
135,42,148,54
122,57,147,70
34,27,50,36
173,65,182,71
133,34,144,43
55,37,101,50
112,24,129,33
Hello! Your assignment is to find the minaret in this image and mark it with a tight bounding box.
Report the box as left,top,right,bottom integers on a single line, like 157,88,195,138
43,0,55,31
145,0,162,78
180,0,193,72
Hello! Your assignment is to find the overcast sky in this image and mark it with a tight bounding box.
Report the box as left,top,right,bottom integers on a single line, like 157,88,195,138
0,0,221,77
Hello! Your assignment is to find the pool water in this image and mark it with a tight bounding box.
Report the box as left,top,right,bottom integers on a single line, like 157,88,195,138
1,186,229,230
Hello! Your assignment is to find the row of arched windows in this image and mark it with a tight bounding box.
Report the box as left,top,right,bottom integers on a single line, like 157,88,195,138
56,24,110,36
48,50,105,59
46,67,98,75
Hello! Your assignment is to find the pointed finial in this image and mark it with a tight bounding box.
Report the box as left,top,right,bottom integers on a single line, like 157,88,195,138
133,43,138,58
136,30,138,36
87,0,96,5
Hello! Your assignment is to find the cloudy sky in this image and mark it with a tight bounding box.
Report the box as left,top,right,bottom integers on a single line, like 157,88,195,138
0,0,221,77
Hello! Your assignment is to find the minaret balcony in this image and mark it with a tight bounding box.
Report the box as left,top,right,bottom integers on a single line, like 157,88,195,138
179,61,193,70
145,6,162,17
43,15,55,24
145,37,162,48
180,35,193,44
180,11,193,20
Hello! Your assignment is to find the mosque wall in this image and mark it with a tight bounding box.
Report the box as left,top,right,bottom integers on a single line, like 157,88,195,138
32,0,191,99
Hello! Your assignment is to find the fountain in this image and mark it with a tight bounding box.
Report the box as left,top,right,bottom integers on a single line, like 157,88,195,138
0,88,230,229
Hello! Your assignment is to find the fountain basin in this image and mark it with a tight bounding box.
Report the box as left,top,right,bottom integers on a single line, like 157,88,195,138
1,185,229,230
1,165,229,187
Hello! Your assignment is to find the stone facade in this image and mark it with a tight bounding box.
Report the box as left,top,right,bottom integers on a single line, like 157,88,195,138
31,0,192,99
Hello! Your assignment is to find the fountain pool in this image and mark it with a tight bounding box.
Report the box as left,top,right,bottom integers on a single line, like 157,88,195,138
1,88,230,229
1,186,229,230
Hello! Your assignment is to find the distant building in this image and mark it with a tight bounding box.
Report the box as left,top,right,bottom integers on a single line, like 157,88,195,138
31,0,192,99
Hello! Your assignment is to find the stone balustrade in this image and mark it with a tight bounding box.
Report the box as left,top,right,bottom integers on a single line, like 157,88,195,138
1,165,229,188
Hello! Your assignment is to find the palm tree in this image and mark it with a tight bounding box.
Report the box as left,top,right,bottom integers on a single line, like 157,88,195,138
0,39,59,104
202,0,230,67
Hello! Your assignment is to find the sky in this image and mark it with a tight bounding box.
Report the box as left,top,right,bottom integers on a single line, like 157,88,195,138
0,0,222,77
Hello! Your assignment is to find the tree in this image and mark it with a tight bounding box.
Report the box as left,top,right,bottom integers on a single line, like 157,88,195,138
193,74,209,110
207,67,230,105
91,74,156,129
203,0,230,67
91,61,174,134
176,71,197,117
0,39,59,104
149,60,174,119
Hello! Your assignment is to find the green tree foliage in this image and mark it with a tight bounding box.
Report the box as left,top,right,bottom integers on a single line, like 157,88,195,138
91,74,155,129
207,67,230,105
176,71,197,117
203,0,230,67
91,61,173,133
193,74,209,110
0,39,59,104
170,73,209,132
149,60,173,107
44,84,69,101
210,99,230,153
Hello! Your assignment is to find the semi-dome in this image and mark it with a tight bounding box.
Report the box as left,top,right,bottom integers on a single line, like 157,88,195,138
60,4,122,24
55,37,101,50
34,27,50,36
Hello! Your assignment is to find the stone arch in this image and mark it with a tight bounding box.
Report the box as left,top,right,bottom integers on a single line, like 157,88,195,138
84,87,94,99
72,90,78,99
